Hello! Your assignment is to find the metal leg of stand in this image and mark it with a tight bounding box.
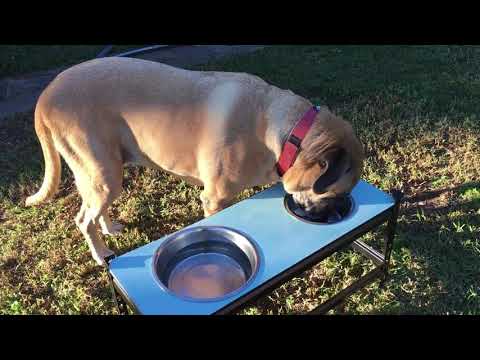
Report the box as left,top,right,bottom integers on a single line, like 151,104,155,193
381,190,403,286
107,272,121,314
104,254,130,315
310,266,386,314
311,190,403,314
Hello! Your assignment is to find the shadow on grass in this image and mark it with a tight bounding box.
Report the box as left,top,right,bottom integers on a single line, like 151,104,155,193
404,181,480,205
363,190,480,314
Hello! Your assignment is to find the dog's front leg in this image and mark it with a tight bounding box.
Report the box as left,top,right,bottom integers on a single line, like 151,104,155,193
200,183,235,217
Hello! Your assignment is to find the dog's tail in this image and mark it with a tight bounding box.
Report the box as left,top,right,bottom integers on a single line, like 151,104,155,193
25,109,61,207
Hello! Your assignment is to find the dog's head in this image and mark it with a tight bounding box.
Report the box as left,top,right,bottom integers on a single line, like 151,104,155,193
282,109,364,213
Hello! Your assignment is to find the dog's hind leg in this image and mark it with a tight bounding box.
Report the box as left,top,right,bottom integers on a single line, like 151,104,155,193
99,211,124,236
79,206,115,266
75,176,122,265
75,200,114,264
76,172,123,265
75,202,87,228
57,136,123,266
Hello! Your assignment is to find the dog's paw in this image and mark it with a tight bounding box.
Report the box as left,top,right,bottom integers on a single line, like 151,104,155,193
92,248,116,267
203,208,219,218
101,222,124,236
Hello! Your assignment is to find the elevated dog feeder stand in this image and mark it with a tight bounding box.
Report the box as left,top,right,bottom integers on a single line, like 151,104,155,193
106,180,402,315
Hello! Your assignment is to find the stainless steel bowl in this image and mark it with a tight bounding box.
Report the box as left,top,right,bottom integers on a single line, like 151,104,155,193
152,226,260,302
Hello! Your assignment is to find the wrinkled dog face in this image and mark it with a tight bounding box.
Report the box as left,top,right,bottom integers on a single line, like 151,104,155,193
282,110,364,213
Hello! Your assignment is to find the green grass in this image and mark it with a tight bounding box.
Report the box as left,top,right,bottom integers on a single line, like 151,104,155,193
0,45,144,78
1,45,480,315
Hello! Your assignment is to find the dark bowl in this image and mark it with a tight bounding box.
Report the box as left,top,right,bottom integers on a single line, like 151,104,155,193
284,194,354,225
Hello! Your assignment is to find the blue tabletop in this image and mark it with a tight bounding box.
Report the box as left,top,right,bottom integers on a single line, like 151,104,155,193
109,180,394,315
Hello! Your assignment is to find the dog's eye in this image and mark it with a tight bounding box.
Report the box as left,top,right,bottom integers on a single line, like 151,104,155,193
319,161,327,168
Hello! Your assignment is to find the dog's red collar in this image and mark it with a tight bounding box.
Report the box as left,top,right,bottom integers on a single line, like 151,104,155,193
276,106,320,177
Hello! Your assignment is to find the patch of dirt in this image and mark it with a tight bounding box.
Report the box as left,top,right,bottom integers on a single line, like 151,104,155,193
0,257,18,271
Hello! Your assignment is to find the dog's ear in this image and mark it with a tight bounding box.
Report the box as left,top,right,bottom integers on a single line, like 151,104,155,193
282,159,326,194
313,148,349,194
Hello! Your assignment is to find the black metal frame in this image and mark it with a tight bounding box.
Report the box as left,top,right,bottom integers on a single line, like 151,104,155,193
107,271,138,315
106,189,403,315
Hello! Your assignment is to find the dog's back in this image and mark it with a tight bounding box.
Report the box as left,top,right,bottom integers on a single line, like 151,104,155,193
39,57,273,113
26,56,323,266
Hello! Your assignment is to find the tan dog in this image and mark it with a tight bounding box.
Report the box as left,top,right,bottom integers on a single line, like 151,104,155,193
25,57,364,266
